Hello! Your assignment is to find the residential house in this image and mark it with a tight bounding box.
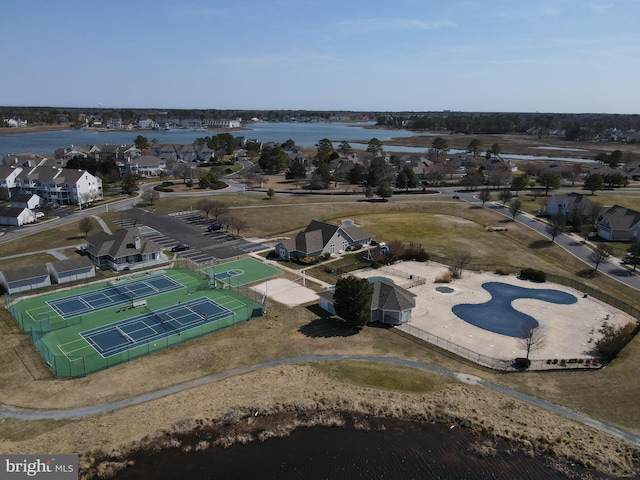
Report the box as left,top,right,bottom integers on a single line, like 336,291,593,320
47,257,96,284
597,205,640,241
0,264,51,294
0,206,36,226
121,155,167,177
6,165,102,206
85,227,166,271
546,192,597,219
275,220,372,260
318,279,416,325
10,193,41,210
0,165,23,197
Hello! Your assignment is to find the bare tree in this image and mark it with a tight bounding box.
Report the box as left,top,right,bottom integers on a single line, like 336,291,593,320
450,252,472,279
589,243,613,272
210,200,229,221
498,189,513,206
230,217,247,237
519,325,547,361
509,198,522,220
79,216,96,238
142,189,160,206
478,189,491,206
545,214,565,243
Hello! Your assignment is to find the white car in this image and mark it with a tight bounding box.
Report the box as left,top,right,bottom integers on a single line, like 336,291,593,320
35,212,45,219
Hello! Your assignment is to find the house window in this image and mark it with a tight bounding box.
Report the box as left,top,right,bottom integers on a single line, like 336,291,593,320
329,244,335,254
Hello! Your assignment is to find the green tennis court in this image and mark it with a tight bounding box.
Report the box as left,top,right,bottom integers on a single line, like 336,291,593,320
7,267,264,377
200,257,282,287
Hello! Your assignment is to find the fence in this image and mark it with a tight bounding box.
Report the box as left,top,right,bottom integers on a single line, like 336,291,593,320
4,266,264,377
395,323,603,372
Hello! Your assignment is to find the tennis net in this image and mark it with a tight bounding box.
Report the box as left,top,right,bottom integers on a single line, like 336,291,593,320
115,325,135,343
146,307,179,333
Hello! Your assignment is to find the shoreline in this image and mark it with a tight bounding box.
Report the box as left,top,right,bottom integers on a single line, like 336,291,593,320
93,410,613,480
15,364,629,478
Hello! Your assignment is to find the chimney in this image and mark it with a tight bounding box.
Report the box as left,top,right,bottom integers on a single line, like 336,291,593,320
134,236,141,249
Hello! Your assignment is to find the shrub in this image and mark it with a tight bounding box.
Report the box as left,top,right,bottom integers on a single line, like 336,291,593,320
515,357,531,369
299,256,316,265
520,268,546,282
596,322,638,360
495,266,511,275
435,271,452,283
154,186,174,192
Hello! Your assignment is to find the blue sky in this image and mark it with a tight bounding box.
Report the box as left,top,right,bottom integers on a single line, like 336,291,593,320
1,0,638,113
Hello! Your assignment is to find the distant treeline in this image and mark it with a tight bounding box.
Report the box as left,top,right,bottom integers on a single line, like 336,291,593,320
2,107,639,142
376,112,640,140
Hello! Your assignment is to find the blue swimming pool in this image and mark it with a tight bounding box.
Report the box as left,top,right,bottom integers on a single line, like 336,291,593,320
451,282,578,338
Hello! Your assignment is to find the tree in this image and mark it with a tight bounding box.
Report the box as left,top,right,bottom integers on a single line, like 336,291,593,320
490,143,502,158
537,171,561,196
332,276,374,329
285,161,307,181
478,189,492,206
337,141,352,158
510,174,529,196
498,189,513,206
396,170,408,190
364,184,374,201
589,243,613,272
142,189,160,206
545,213,565,243
230,217,248,237
460,171,484,190
450,252,472,278
134,135,150,150
596,322,636,360
466,138,483,158
366,138,383,155
78,216,95,238
258,146,289,173
210,200,229,221
121,172,139,194
430,137,449,162
518,325,547,362
628,238,640,272
267,188,275,200
315,138,335,165
376,183,393,201
509,197,522,220
583,173,604,195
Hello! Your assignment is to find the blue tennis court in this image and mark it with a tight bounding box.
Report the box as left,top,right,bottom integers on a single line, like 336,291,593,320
452,282,578,338
47,275,183,319
80,297,234,357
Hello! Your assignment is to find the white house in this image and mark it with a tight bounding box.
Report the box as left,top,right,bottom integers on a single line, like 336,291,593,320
7,166,103,206
0,206,36,226
121,155,167,177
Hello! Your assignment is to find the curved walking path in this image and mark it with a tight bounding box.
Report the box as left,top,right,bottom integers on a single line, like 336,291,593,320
1,354,639,446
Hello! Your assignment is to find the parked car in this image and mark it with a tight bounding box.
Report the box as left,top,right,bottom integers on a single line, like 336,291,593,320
35,212,45,219
171,243,190,252
207,223,224,232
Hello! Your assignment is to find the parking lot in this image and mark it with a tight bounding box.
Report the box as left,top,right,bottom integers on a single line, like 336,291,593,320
117,208,269,263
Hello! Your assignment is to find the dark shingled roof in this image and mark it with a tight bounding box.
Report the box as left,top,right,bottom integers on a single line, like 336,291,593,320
1,264,49,282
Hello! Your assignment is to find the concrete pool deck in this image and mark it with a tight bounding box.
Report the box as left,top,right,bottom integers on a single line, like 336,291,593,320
353,261,635,364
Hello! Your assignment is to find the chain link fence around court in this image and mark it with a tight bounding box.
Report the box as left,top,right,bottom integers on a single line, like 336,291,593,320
4,271,264,377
